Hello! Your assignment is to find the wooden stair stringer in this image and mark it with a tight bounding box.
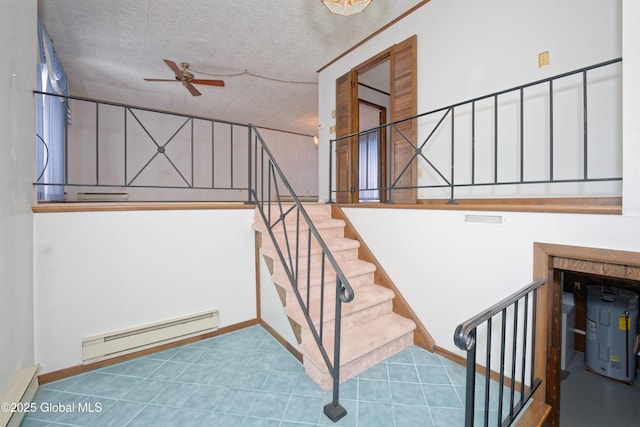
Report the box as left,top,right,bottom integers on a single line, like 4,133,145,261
331,205,436,352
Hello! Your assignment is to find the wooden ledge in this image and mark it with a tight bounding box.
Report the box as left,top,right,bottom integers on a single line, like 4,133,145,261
32,202,256,213
337,197,622,215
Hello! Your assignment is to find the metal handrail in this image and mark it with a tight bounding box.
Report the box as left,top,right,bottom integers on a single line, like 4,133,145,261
33,91,253,201
250,125,354,422
453,279,546,427
330,58,622,203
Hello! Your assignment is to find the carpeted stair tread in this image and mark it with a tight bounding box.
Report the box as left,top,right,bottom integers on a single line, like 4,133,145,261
285,284,394,325
299,313,416,367
271,259,375,289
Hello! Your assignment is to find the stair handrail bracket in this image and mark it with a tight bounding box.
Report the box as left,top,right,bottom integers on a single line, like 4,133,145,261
250,125,354,423
453,278,546,427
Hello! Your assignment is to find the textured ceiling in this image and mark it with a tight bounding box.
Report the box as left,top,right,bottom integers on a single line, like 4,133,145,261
38,0,424,135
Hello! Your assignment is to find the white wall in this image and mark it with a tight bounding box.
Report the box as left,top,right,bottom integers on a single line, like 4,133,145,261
622,0,640,215
343,207,640,356
0,0,36,395
318,0,623,201
33,209,257,373
259,256,299,349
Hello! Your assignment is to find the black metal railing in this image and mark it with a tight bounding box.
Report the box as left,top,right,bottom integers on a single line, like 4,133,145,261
34,91,254,202
330,58,622,203
250,125,355,422
454,279,546,427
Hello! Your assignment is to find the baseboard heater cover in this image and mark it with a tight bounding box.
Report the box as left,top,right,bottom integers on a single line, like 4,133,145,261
82,309,218,364
76,192,129,202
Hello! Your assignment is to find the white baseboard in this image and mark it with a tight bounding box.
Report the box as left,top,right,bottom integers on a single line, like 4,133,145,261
0,365,39,427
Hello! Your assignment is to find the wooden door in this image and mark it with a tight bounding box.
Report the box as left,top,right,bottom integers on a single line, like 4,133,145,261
389,35,417,203
334,35,416,204
335,70,358,203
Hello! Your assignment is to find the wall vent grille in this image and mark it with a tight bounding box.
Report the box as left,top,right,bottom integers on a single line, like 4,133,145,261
464,214,503,225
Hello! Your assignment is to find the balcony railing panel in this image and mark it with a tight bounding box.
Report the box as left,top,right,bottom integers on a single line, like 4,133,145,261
330,58,622,203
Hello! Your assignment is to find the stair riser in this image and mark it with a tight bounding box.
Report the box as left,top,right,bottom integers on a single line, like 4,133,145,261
273,270,374,291
254,205,331,225
259,226,346,251
269,248,359,276
303,332,414,390
297,300,394,343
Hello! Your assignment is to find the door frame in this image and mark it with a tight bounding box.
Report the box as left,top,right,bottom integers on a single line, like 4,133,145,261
334,35,417,204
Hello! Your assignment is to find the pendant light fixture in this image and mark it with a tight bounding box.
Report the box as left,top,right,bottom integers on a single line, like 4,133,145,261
321,0,372,16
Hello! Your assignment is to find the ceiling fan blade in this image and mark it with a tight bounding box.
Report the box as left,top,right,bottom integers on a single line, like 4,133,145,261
190,79,225,87
144,78,179,82
163,59,184,79
184,82,202,96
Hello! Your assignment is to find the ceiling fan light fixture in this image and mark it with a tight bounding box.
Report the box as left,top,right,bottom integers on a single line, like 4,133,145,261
322,0,372,16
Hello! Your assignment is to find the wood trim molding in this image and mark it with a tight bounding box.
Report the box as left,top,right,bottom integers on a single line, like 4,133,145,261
32,202,256,214
318,1,431,72
38,319,258,385
532,242,640,427
332,205,436,351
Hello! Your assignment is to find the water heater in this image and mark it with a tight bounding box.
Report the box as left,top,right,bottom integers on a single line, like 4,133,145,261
585,285,639,383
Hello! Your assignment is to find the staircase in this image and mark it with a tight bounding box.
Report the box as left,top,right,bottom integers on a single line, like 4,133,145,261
253,204,416,390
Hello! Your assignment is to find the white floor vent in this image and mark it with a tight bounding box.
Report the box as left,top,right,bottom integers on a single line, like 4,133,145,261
82,309,218,364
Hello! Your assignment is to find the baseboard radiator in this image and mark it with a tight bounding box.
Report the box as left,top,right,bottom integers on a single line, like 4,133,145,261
82,309,218,364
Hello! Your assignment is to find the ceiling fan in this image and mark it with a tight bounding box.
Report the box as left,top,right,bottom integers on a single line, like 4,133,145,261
144,59,225,96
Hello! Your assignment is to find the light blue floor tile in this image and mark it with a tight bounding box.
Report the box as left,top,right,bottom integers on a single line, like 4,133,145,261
125,404,177,427
282,395,323,424
169,346,206,363
87,400,145,426
147,361,189,381
54,397,115,425
429,407,465,427
357,401,394,427
358,363,388,380
416,365,452,385
387,363,420,383
390,381,426,406
146,347,179,361
245,351,280,370
26,391,87,423
261,371,298,394
175,363,215,384
120,379,168,403
181,384,227,411
247,391,289,419
232,368,270,390
386,349,414,365
393,404,434,427
411,347,443,366
215,388,259,415
92,375,141,399
242,416,281,426
150,382,195,407
22,325,518,427
358,379,392,403
207,411,245,425
273,353,303,373
121,359,165,378
292,374,324,397
422,384,463,408
66,373,116,395
163,408,212,427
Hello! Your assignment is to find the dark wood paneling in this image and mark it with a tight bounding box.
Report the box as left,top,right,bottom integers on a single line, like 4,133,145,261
390,35,417,203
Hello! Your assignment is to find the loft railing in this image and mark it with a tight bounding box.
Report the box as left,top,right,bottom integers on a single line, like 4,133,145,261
250,125,355,422
34,92,254,202
454,279,546,427
330,58,622,203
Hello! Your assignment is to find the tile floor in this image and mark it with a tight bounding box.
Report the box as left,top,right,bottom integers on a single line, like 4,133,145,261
21,325,511,427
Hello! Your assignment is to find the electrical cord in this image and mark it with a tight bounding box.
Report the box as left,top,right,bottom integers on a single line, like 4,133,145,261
189,68,317,85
